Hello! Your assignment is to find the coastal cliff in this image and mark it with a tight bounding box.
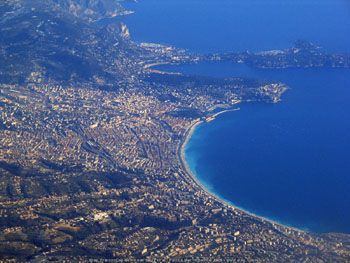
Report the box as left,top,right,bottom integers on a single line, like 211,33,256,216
0,0,349,262
202,40,350,69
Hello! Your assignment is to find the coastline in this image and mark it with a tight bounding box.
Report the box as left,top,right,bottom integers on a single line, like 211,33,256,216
178,108,303,233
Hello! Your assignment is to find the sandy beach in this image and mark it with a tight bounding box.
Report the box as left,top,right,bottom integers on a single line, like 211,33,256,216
177,109,302,233
178,116,238,212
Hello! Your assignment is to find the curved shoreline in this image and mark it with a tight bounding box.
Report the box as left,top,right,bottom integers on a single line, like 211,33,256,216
178,109,303,233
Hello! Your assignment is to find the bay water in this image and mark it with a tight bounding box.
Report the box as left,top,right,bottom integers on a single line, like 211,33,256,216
120,0,350,233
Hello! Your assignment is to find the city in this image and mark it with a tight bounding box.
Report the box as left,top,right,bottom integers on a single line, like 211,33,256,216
0,0,349,262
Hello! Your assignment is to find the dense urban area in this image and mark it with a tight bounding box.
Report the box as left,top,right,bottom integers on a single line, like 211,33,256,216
1,0,350,262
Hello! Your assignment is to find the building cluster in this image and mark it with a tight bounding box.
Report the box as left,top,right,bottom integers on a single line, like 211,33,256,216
1,0,349,261
0,81,349,262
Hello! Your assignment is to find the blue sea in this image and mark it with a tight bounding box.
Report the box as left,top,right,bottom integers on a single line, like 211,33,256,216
120,0,350,233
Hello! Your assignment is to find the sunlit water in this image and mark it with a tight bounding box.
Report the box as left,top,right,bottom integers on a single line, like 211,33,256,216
117,0,350,233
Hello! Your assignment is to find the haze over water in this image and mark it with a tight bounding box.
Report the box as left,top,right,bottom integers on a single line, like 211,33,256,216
121,0,350,233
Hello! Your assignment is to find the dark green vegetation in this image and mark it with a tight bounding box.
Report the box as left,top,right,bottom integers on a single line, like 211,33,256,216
0,160,131,198
0,0,143,89
144,72,286,104
1,0,350,262
203,39,350,69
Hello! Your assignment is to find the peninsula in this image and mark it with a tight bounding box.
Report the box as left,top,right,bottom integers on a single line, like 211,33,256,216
0,0,349,262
